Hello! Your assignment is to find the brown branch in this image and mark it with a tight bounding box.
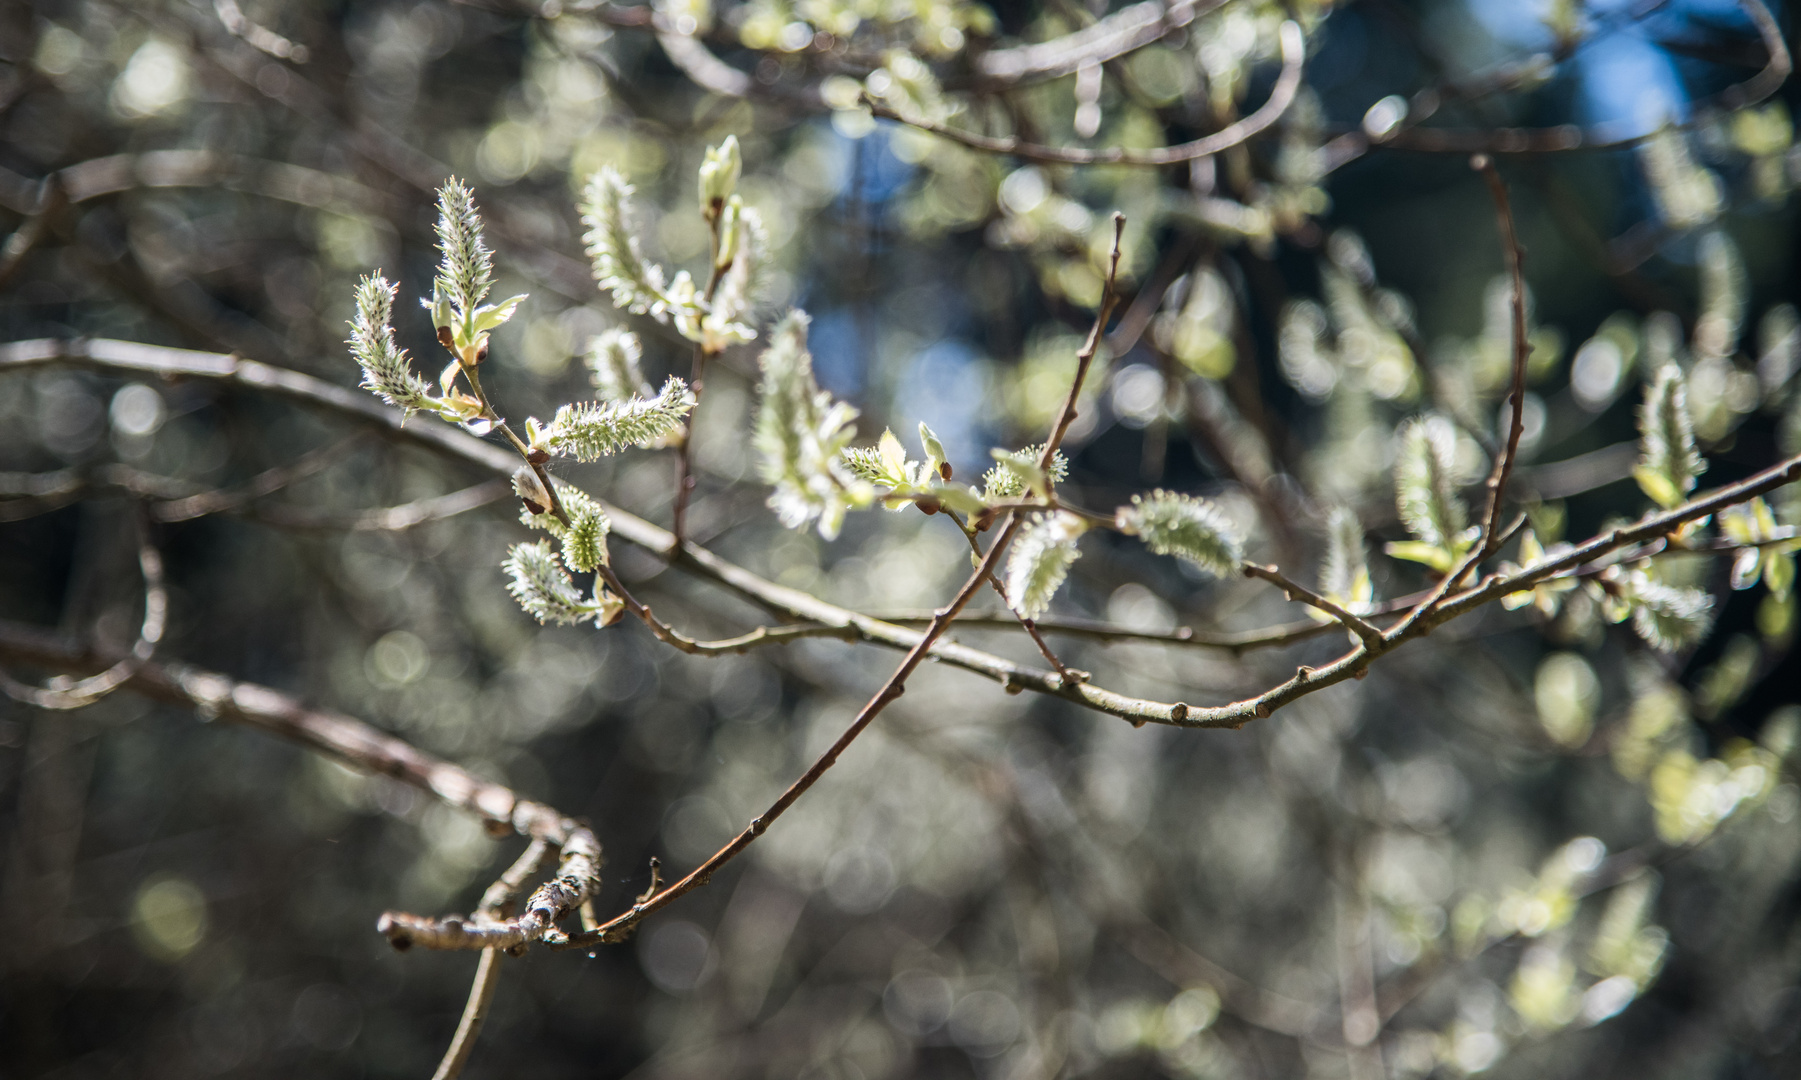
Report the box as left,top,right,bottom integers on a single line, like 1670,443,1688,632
9,339,1799,731
1472,155,1530,563
0,618,587,843
1240,563,1383,649
552,218,1132,948
0,517,165,710
870,21,1304,167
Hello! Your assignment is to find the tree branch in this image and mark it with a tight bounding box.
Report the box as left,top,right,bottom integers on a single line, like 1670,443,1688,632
0,618,588,844
870,21,1304,167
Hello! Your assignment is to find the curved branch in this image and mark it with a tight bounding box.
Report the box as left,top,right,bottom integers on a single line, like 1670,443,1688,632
871,21,1304,167
0,518,165,710
973,0,1230,87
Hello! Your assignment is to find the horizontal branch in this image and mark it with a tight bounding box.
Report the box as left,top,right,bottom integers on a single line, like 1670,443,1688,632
0,338,1198,727
377,827,601,951
9,338,1798,732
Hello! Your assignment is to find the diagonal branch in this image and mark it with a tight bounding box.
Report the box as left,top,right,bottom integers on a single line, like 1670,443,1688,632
552,220,1131,947
1240,563,1384,650
0,617,588,843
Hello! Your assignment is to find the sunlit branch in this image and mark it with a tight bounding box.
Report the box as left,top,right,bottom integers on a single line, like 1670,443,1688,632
552,218,1132,948
869,22,1304,167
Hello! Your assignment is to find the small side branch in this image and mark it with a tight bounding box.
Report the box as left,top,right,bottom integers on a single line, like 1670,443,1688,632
427,838,555,1080
0,515,165,710
377,827,602,951
1241,563,1384,650
1472,155,1529,563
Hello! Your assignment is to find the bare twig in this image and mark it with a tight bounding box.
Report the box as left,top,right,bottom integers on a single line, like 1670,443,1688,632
430,839,555,1080
0,516,165,710
870,22,1304,167
8,339,1800,730
553,217,1133,948
1240,563,1383,649
1472,155,1530,563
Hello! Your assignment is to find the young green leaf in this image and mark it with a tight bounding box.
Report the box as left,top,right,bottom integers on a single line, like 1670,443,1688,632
754,310,868,538
540,378,695,460
1634,364,1706,509
708,202,768,342
347,274,434,416
1394,415,1467,549
580,167,672,319
698,135,741,217
1115,490,1243,577
1005,511,1087,618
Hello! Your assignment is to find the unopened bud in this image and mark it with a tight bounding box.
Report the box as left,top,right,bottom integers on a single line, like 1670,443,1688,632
714,196,742,270
512,466,553,515
918,421,947,467
425,285,455,333
698,135,741,218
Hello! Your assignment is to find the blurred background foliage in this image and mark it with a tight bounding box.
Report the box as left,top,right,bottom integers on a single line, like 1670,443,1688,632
2,0,1801,1078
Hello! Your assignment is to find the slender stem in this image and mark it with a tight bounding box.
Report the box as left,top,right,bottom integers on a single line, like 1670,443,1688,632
555,216,1133,947
949,511,1086,686
431,948,503,1080
671,217,730,545
1472,155,1530,564
429,839,554,1080
1240,563,1384,650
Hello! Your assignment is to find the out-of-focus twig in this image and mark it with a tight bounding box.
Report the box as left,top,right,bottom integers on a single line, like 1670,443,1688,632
869,22,1304,167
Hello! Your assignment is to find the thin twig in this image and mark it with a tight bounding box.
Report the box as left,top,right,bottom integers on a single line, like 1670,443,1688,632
0,512,165,710
1240,563,1384,650
1472,155,1530,563
553,217,1133,948
869,22,1304,167
430,839,554,1080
